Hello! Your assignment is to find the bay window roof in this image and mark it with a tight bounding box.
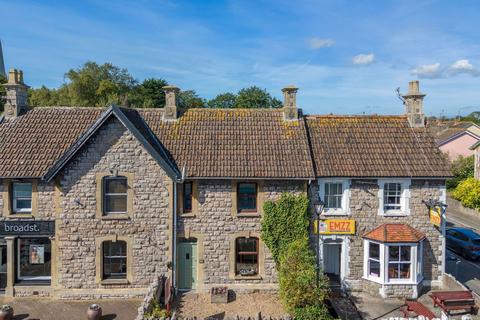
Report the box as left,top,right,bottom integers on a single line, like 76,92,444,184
363,223,426,243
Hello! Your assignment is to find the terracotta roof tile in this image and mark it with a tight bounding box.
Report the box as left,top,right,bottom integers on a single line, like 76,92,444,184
305,115,452,177
363,223,426,243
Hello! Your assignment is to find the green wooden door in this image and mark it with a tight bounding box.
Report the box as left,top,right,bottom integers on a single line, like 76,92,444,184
178,242,197,290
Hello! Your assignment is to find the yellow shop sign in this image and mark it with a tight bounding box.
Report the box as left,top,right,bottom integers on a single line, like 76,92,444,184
314,219,355,235
429,207,442,227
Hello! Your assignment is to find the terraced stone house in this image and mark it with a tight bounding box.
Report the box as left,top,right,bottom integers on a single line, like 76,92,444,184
0,68,450,299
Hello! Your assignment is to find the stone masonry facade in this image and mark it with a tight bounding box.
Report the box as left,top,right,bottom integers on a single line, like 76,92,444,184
55,117,173,299
310,179,445,298
178,180,306,292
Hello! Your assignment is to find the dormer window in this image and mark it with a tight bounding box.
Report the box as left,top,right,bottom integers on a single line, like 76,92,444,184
103,176,128,215
12,182,32,213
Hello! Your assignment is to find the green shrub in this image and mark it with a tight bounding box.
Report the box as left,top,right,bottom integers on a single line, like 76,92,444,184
293,305,332,320
278,238,329,313
447,155,474,190
144,299,170,319
261,193,310,264
452,177,480,209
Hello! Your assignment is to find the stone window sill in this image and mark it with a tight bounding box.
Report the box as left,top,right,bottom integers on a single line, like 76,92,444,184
180,213,196,218
236,213,261,218
100,279,129,285
100,214,130,220
234,275,262,280
5,213,35,219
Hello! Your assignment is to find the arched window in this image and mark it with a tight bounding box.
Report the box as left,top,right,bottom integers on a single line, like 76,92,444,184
103,176,128,214
235,237,258,276
102,241,127,279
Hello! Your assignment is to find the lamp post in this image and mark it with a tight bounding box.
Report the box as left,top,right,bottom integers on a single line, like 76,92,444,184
314,200,325,288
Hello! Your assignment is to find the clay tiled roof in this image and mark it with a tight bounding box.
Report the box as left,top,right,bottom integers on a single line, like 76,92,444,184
141,108,315,179
363,223,426,243
306,115,452,177
0,107,315,179
0,107,103,177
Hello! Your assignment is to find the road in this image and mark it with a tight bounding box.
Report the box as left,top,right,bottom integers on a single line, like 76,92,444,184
445,204,480,295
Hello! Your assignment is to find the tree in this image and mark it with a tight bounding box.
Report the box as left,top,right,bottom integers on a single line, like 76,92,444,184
65,61,137,107
234,86,282,109
129,78,168,108
446,155,475,190
178,90,205,112
207,92,237,108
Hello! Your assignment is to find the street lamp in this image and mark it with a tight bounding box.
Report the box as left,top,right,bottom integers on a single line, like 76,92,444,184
314,199,325,287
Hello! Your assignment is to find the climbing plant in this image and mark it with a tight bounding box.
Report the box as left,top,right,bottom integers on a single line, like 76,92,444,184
260,193,310,264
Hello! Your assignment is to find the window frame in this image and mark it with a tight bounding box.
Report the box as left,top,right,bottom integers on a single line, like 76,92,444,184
16,237,52,282
235,237,259,276
11,182,33,213
318,179,350,215
183,181,193,214
102,176,128,215
367,242,381,279
102,240,127,280
237,182,258,213
387,245,412,282
377,179,411,216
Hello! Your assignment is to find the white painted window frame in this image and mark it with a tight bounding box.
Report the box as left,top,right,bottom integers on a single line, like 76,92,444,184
363,239,422,285
377,178,411,216
318,179,350,216
12,182,33,213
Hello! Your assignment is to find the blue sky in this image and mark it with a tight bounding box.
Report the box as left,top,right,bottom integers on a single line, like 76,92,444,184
1,0,479,116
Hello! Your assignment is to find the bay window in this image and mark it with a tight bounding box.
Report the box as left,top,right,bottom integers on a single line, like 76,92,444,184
363,240,422,284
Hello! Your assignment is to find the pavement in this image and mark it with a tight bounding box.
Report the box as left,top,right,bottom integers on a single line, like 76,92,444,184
0,297,141,320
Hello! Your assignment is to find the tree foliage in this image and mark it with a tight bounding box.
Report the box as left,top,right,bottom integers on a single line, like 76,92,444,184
446,155,474,190
261,193,310,264
452,177,480,209
207,92,236,108
26,61,283,111
234,86,282,109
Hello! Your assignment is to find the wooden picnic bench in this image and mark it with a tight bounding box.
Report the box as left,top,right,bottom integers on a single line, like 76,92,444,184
401,300,436,319
430,290,479,315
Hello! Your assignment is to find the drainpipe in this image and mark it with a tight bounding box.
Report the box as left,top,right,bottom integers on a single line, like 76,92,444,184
172,181,177,291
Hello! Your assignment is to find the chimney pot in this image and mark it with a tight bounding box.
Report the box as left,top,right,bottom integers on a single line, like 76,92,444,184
282,85,299,120
163,85,179,120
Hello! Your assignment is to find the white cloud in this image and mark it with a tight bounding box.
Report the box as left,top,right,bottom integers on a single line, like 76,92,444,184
410,63,443,79
308,37,335,49
448,59,480,76
352,53,375,66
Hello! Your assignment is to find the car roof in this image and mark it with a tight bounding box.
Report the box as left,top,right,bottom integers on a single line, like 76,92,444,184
450,227,480,238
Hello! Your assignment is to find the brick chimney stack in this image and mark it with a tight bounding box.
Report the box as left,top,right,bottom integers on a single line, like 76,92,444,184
3,68,29,120
163,85,179,120
402,80,426,128
282,85,298,120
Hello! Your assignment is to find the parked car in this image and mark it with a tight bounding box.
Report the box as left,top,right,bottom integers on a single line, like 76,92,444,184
446,227,480,260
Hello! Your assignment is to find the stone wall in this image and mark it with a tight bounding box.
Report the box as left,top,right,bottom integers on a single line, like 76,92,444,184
56,117,172,298
178,180,306,291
